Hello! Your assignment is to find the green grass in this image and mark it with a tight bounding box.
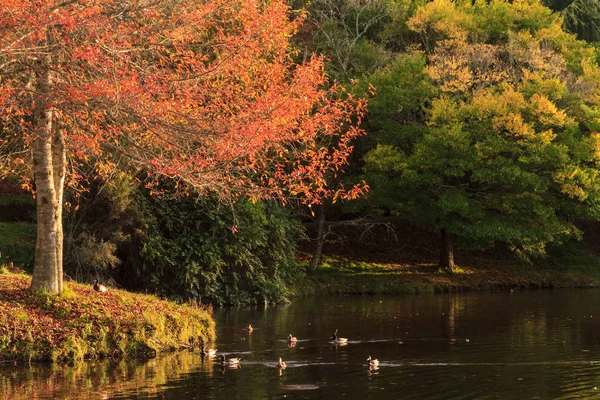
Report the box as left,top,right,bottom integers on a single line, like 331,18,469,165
0,195,35,208
315,257,403,275
0,222,36,270
293,242,600,297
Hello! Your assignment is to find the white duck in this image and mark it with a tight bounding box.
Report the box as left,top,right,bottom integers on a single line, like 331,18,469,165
221,355,241,365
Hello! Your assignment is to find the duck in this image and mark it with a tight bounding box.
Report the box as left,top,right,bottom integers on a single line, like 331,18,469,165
246,324,254,333
93,279,108,293
367,356,379,367
221,355,241,365
200,346,217,358
329,329,348,344
277,357,287,369
287,334,297,343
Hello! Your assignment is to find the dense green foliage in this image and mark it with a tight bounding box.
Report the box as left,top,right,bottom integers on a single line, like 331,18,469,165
0,221,35,269
0,194,36,269
544,0,600,42
131,194,304,305
62,177,138,282
58,176,303,305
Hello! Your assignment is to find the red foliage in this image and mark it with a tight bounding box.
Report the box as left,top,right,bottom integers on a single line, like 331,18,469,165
0,0,366,204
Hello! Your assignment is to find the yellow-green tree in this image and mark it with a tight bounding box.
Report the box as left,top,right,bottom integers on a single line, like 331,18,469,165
364,0,600,271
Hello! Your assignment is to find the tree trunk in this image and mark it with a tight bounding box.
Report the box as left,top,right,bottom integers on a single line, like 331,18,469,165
52,128,66,292
439,228,455,273
30,56,65,294
308,205,326,272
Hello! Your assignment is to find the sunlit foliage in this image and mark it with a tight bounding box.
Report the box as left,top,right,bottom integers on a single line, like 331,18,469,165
364,0,600,259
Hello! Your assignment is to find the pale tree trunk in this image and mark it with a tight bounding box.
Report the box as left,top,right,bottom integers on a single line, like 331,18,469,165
439,228,455,273
308,205,326,272
52,128,66,292
30,55,65,294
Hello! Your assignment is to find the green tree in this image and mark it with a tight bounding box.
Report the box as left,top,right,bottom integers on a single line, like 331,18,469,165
544,0,600,42
364,0,600,271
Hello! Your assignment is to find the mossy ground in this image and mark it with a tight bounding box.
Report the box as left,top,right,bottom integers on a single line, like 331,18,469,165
0,273,215,363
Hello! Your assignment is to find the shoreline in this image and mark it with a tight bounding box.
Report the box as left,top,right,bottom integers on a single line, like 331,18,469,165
291,258,600,297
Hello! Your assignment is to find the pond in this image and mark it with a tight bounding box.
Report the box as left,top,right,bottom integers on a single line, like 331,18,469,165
3,290,600,399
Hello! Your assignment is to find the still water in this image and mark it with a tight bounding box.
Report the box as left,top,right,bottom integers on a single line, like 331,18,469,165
3,290,600,399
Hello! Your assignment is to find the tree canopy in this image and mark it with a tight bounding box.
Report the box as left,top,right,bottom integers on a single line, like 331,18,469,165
544,0,600,42
362,0,600,267
0,0,366,293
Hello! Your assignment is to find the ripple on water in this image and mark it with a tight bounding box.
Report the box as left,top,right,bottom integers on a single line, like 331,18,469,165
280,384,320,391
218,351,254,355
243,361,337,367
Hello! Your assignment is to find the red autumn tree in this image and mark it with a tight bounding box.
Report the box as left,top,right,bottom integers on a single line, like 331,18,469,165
0,0,366,294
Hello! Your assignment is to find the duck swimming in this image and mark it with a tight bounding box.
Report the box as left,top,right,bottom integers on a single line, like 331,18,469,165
329,329,348,344
277,357,287,369
287,334,297,343
200,346,217,358
246,324,254,333
221,355,241,365
367,356,379,367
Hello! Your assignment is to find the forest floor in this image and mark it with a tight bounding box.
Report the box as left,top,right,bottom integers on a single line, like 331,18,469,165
293,219,600,296
0,271,215,363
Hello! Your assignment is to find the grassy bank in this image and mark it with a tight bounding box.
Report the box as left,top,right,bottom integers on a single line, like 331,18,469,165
0,272,215,363
292,255,600,297
293,220,600,296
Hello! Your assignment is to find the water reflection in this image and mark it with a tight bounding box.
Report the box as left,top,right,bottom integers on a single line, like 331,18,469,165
3,290,600,399
0,351,215,399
